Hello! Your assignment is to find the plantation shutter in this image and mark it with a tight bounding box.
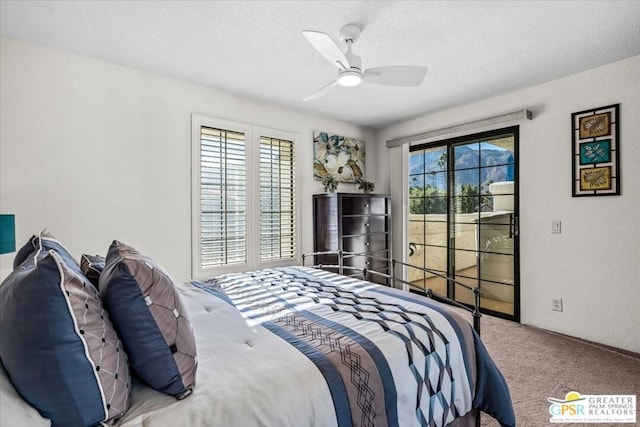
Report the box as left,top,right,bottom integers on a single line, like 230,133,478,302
199,126,246,267
259,136,295,261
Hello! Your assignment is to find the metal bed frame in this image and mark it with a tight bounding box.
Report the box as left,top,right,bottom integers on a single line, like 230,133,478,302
301,250,482,335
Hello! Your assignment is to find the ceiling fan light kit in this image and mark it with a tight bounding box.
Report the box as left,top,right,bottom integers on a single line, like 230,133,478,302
302,23,428,101
337,70,362,87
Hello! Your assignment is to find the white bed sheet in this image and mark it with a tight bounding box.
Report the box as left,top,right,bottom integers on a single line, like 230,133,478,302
118,281,338,427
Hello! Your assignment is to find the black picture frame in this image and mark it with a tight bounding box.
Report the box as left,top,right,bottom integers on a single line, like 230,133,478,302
571,104,620,197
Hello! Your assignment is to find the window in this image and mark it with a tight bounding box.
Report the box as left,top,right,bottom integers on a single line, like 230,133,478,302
199,126,247,267
191,115,297,278
259,137,295,261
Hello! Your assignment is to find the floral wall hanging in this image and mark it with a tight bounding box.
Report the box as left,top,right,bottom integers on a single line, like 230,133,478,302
313,131,365,183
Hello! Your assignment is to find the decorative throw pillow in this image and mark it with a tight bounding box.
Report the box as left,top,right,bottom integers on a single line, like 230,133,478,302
37,230,79,270
0,241,131,427
12,229,75,269
99,240,197,399
81,254,106,288
12,234,38,269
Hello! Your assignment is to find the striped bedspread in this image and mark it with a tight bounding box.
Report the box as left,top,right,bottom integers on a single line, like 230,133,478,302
193,266,515,427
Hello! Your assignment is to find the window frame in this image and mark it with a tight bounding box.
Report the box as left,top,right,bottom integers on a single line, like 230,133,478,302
191,115,300,279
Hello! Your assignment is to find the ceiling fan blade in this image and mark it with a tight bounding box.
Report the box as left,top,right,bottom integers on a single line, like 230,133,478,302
363,65,428,87
303,80,338,102
302,30,349,70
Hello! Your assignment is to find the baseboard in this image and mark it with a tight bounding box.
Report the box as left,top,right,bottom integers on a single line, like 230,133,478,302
540,328,640,361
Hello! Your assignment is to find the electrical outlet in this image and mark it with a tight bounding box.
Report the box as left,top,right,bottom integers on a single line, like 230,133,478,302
552,298,563,312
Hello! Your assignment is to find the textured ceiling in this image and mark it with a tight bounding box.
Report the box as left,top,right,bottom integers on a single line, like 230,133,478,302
1,1,639,129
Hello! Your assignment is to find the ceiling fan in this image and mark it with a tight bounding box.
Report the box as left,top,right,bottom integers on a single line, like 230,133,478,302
302,24,428,101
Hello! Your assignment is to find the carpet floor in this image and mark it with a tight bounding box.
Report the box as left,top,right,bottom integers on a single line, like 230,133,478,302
472,313,640,427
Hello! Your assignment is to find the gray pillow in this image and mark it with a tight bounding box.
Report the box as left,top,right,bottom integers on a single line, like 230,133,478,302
81,254,106,288
99,240,197,399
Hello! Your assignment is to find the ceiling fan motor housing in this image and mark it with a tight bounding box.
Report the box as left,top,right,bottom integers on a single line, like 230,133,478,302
338,46,363,87
338,24,363,87
345,47,362,72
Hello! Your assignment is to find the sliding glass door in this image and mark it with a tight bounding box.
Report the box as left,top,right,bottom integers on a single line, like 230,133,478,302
408,127,519,321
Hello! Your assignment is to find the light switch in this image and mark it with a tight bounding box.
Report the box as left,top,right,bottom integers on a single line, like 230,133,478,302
551,220,562,234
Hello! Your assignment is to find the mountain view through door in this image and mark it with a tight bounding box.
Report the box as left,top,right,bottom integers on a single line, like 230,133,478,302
407,127,519,320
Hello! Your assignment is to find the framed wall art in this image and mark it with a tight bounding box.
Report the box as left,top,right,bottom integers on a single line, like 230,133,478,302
313,131,365,183
571,104,620,197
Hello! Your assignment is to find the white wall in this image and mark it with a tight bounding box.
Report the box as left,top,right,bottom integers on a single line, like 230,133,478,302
0,37,376,282
2,37,638,353
376,55,640,353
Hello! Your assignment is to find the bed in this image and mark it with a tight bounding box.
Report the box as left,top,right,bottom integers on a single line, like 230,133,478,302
0,236,515,427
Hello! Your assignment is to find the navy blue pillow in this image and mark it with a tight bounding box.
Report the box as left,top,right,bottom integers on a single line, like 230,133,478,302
12,230,77,270
12,234,38,269
0,236,131,427
99,240,197,399
38,232,79,270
